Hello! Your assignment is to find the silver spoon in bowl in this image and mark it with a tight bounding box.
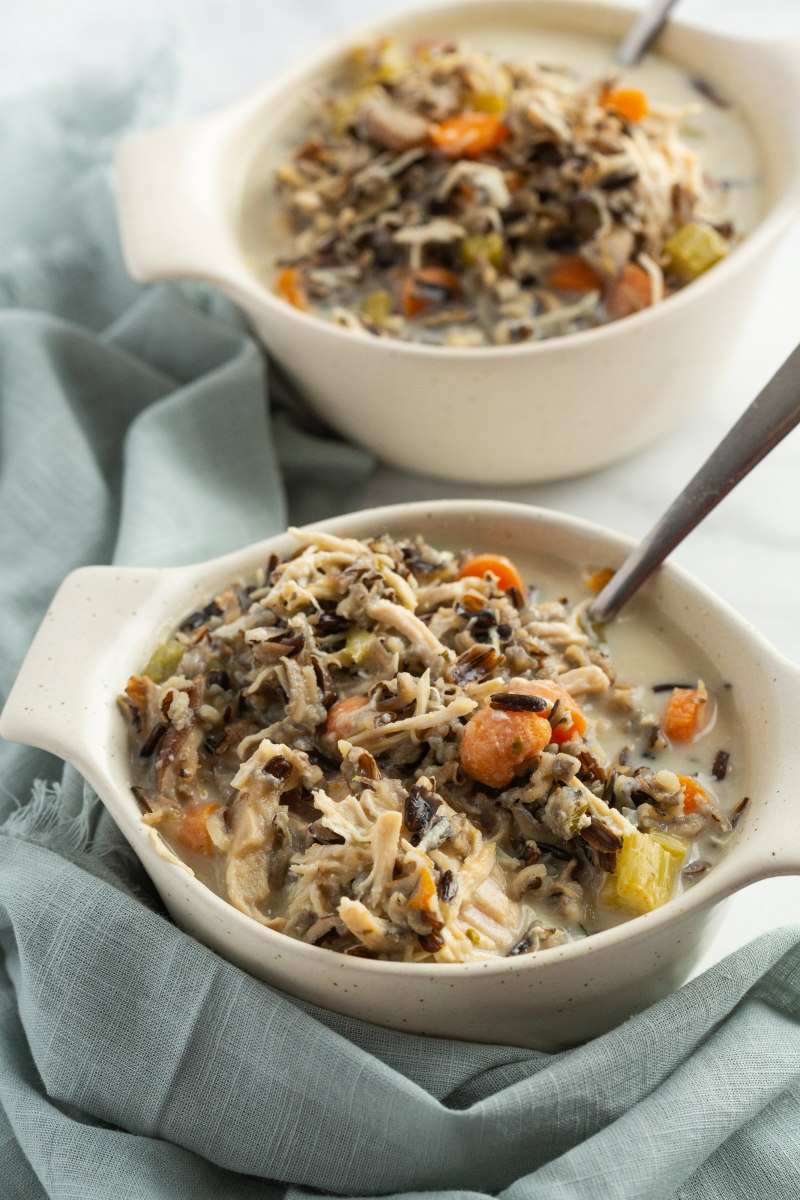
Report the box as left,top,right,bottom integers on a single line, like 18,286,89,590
616,0,681,68
588,342,800,624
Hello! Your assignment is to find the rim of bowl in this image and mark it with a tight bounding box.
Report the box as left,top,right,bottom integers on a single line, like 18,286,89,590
121,498,787,980
221,0,800,361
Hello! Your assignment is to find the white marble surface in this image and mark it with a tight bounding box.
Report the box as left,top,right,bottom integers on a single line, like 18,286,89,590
4,0,800,965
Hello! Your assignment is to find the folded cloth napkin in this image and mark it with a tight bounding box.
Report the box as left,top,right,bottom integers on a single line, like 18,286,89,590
2,55,800,1200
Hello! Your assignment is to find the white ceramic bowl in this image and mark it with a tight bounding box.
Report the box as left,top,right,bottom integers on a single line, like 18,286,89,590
113,0,800,484
2,499,800,1051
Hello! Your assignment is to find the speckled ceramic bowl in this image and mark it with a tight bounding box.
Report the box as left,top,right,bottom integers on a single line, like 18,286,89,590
113,0,800,483
2,500,800,1050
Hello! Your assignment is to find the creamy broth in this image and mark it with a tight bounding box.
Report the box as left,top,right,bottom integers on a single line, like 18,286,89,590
121,533,746,961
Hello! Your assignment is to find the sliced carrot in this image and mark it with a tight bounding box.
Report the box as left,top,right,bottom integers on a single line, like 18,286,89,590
605,88,648,123
510,678,587,744
460,676,588,788
407,866,437,911
677,774,710,815
325,695,371,745
547,255,603,293
604,263,653,319
459,703,552,789
457,553,527,596
431,112,509,158
663,683,709,743
586,566,615,593
400,267,462,318
175,802,219,857
275,266,310,312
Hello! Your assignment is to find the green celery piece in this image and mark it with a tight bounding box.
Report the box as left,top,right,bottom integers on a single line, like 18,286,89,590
352,40,407,85
361,290,392,323
143,640,184,684
470,91,506,114
469,65,512,113
613,829,680,914
664,222,728,283
344,628,378,665
649,829,688,863
460,231,505,270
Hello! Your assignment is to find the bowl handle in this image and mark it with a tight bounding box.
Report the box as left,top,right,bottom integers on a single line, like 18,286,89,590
0,565,163,769
114,116,251,290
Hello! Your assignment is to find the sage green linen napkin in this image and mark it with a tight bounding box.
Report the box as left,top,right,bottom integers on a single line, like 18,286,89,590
2,58,800,1200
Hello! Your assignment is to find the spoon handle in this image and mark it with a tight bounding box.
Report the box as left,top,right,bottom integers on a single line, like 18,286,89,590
616,0,680,68
588,342,800,623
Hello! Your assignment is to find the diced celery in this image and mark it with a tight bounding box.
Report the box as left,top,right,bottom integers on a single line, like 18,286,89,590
612,829,681,914
351,39,407,84
663,222,729,283
469,66,512,113
599,872,619,909
460,231,505,270
143,640,184,684
344,628,378,665
471,91,507,114
649,829,688,864
329,88,371,136
361,289,392,323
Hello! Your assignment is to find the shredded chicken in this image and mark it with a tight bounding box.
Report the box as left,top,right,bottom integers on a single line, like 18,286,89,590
122,529,735,963
269,38,738,345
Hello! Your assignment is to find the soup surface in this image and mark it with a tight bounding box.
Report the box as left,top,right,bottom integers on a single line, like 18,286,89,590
242,29,763,346
121,530,746,962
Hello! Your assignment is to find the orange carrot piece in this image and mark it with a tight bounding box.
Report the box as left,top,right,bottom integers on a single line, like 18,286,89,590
677,774,710,814
664,684,709,743
510,678,587,745
400,267,462,317
586,566,615,593
459,704,552,789
407,866,437,910
275,266,310,312
547,255,603,293
604,263,653,319
457,553,527,596
175,802,219,857
605,88,648,123
431,112,509,158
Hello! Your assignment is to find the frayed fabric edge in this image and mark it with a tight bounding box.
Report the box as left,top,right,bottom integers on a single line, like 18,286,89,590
0,778,94,853
0,778,162,908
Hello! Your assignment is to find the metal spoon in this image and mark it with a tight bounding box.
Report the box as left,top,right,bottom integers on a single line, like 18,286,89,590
616,0,680,68
588,342,800,624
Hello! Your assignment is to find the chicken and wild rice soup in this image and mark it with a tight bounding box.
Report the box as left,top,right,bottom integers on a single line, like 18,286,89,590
121,531,746,963
255,32,762,346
